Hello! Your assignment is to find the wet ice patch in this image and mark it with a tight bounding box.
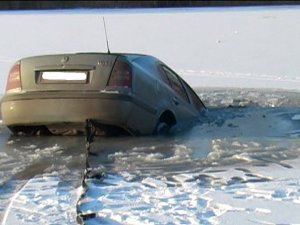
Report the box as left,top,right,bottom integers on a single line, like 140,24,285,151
292,114,300,120
102,142,198,177
196,88,300,108
23,145,37,150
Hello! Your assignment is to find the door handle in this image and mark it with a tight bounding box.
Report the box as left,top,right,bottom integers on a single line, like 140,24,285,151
173,97,179,106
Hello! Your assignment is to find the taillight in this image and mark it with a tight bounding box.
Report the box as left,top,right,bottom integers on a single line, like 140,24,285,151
107,61,132,88
6,62,21,92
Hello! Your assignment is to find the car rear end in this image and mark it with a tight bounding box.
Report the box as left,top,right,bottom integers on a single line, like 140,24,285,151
1,53,141,135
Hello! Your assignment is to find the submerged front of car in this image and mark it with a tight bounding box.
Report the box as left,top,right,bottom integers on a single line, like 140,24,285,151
1,53,158,135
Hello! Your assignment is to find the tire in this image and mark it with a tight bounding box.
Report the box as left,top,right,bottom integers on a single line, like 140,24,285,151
154,121,170,135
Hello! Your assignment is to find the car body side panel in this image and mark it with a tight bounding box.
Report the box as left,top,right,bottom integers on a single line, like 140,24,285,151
155,62,201,124
130,55,203,129
129,56,177,132
162,82,199,125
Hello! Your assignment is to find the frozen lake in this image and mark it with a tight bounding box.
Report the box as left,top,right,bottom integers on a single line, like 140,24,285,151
1,5,300,225
1,88,300,224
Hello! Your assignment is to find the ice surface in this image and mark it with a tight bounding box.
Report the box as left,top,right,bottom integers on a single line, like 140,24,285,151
1,174,78,225
1,5,300,224
0,135,86,223
0,89,299,224
74,91,300,225
80,151,300,225
76,88,300,225
79,158,300,225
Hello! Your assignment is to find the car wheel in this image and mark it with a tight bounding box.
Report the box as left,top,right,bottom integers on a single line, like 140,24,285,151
154,121,170,135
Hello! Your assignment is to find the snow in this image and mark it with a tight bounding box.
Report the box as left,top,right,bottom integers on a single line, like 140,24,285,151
204,161,300,224
1,6,300,91
1,5,300,225
79,158,300,225
1,174,78,225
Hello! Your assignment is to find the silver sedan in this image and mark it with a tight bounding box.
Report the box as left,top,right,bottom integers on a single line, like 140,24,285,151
1,53,206,135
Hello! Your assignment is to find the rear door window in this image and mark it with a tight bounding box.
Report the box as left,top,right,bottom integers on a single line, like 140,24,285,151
160,66,189,102
182,80,205,112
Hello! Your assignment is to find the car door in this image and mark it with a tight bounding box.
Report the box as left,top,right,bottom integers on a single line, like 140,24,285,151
158,65,198,123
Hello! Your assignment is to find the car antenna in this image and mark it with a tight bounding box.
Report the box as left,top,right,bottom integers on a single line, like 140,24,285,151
102,17,111,54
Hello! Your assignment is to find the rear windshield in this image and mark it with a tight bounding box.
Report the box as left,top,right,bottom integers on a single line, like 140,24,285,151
132,56,160,78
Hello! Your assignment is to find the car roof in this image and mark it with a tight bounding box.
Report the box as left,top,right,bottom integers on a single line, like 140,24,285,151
20,52,152,62
76,52,148,58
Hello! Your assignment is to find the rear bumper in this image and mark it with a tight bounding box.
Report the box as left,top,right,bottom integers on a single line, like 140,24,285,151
1,91,157,135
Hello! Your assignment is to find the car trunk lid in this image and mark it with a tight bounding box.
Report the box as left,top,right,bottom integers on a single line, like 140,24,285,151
19,53,118,92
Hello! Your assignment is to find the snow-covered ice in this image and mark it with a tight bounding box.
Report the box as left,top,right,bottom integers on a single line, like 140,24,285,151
1,6,300,91
2,174,78,225
0,136,86,224
79,153,300,225
1,5,300,225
